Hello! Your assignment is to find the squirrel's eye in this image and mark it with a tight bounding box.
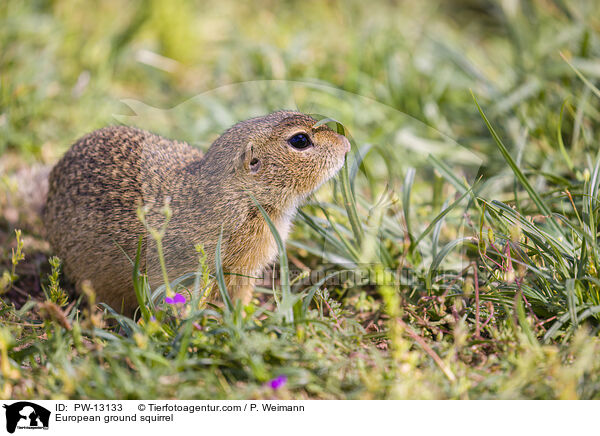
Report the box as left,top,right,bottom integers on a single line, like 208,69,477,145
287,133,312,150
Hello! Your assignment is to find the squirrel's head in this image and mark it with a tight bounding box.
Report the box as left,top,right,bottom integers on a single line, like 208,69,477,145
208,111,351,211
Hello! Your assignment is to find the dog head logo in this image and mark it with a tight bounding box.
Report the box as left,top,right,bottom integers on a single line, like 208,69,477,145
2,402,50,433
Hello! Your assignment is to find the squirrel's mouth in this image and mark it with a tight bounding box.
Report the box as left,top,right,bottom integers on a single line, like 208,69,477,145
320,152,347,188
334,154,347,174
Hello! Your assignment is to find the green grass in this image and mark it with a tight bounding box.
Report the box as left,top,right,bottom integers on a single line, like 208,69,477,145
2,0,600,399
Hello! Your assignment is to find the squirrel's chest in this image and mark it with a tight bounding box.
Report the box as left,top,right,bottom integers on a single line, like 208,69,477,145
227,211,293,274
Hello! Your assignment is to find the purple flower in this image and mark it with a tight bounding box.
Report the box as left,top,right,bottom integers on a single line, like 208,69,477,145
165,293,186,305
268,375,287,390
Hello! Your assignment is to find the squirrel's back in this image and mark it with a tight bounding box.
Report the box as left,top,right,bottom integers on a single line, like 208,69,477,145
43,126,202,312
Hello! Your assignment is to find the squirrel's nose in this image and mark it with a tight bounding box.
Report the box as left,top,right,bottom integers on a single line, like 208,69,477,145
340,136,351,154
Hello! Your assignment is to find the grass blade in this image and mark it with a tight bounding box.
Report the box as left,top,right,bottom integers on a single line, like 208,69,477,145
403,168,415,242
132,235,152,322
557,100,574,171
215,226,234,314
249,194,293,322
471,91,564,237
560,52,600,99
340,146,364,246
413,186,473,248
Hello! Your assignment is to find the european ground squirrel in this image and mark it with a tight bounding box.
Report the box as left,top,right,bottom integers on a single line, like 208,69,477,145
43,111,351,314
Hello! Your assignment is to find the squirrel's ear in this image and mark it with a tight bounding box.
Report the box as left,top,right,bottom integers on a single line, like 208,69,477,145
240,141,252,167
241,142,261,173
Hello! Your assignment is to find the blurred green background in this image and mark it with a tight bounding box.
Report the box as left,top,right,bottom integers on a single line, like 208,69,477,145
2,0,597,166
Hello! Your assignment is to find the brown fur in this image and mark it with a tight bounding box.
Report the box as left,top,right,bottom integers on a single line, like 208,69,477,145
43,111,350,314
